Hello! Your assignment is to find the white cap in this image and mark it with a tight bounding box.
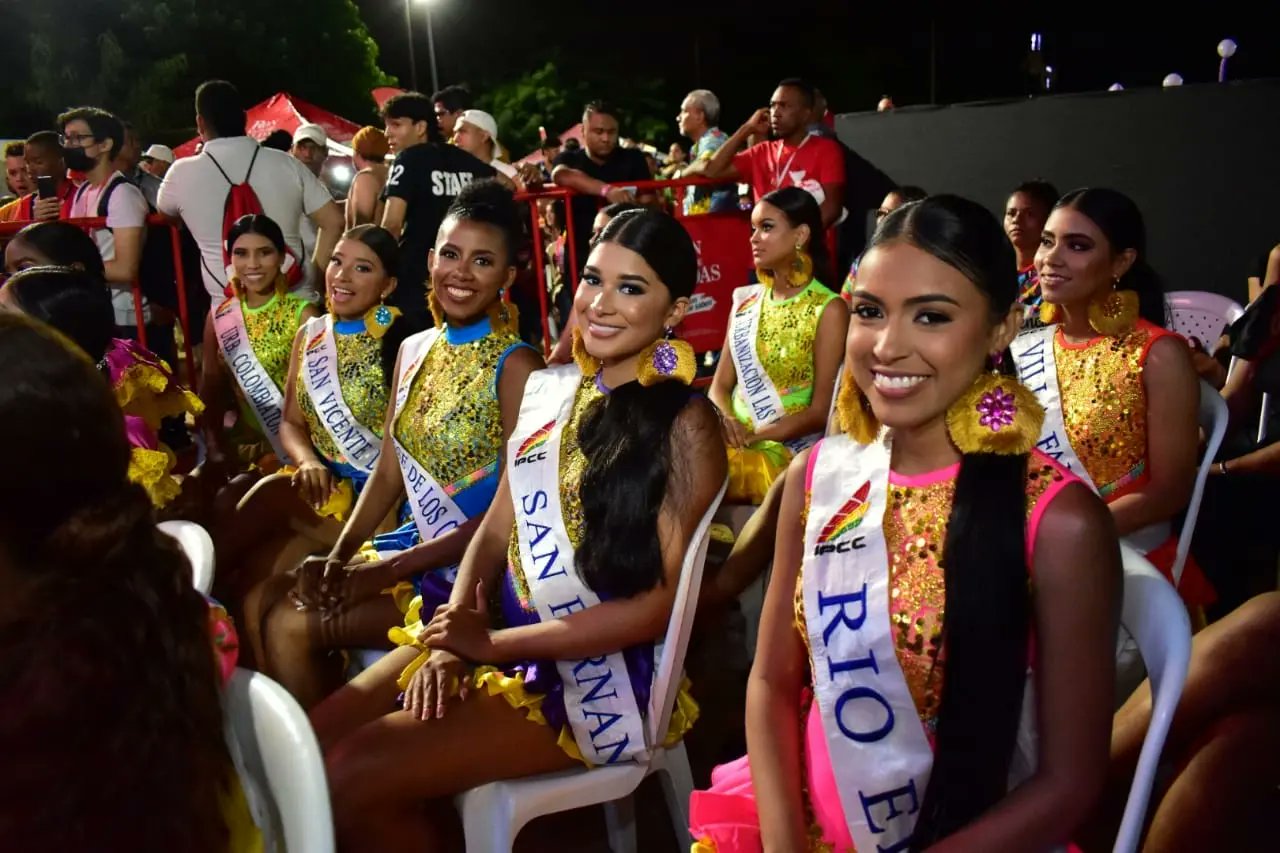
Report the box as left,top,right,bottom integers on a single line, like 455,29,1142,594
141,144,174,164
293,123,328,147
458,109,500,147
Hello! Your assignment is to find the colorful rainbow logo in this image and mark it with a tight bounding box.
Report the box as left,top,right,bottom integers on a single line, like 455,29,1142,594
516,420,556,458
305,329,327,352
817,481,872,544
735,293,761,315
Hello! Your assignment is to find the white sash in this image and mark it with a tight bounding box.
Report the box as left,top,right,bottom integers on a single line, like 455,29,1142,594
211,295,290,463
299,315,382,474
1011,327,1098,491
1013,326,1168,552
728,285,786,432
802,434,933,852
390,328,470,547
506,364,649,766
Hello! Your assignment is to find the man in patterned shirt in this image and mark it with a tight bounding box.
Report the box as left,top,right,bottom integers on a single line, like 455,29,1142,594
676,89,736,215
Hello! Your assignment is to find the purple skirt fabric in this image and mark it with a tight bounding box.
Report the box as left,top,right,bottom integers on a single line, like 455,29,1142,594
497,567,655,732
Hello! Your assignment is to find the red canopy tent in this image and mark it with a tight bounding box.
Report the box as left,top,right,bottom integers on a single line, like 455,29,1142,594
172,92,363,159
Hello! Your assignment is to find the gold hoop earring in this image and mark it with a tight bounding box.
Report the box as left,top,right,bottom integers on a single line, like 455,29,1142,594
791,244,813,287
836,369,880,444
1087,277,1138,336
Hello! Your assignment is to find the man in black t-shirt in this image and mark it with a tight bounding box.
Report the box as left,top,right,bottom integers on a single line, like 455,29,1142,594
380,92,496,327
551,100,654,324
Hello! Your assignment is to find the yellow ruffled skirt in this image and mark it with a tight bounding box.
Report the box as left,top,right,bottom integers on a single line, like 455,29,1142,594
726,441,792,505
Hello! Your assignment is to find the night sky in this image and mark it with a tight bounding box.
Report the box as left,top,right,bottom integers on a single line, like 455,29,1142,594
355,0,1280,149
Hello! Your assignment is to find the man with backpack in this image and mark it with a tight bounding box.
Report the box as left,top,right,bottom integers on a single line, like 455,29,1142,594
158,80,343,304
58,107,162,356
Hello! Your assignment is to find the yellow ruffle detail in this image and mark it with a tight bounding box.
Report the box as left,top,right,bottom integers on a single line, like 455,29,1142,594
278,465,355,521
114,362,204,430
473,666,587,764
128,445,181,507
726,443,792,505
691,839,717,853
709,523,736,546
389,584,420,615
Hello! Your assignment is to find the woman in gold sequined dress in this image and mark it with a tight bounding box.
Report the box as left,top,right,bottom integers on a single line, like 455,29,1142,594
1030,188,1210,610
223,226,409,649
250,183,543,708
709,187,848,504
312,209,726,852
691,196,1120,852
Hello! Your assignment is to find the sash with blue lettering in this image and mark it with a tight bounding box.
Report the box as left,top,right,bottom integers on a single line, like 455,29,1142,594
211,295,290,463
506,364,650,766
390,328,469,552
1012,326,1167,551
299,315,382,474
802,434,932,853
728,285,786,431
1011,326,1098,491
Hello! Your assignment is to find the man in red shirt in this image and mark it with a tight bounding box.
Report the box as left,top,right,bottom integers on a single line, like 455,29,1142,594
0,132,74,224
691,78,845,229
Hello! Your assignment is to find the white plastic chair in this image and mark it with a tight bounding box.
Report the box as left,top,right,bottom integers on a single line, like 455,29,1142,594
454,480,728,853
1164,290,1244,346
1170,380,1228,588
1113,546,1192,853
223,668,335,853
157,519,215,594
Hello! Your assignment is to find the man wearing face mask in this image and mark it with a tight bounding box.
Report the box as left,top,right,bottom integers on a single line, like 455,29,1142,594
58,107,152,344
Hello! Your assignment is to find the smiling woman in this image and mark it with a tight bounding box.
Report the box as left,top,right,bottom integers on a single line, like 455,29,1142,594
310,209,726,853
217,226,412,650
691,196,1121,852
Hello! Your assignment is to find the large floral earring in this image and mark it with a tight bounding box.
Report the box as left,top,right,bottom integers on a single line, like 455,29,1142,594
836,368,880,444
946,353,1044,455
791,243,813,287
1088,277,1138,336
755,266,775,288
364,296,401,339
637,328,696,386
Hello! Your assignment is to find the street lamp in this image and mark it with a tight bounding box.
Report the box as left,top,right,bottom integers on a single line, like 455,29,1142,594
404,0,441,94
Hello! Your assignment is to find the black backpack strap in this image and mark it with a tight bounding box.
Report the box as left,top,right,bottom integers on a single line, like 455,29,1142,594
242,144,261,184
96,175,127,219
205,149,235,185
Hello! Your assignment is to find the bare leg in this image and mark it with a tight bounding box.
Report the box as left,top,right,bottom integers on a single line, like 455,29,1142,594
325,685,579,853
1078,592,1280,850
706,473,787,606
310,644,419,752
264,592,403,709
1142,708,1280,852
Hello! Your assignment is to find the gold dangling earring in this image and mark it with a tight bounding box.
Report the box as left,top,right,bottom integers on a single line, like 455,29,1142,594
637,327,696,386
946,352,1045,455
274,271,288,296
571,327,600,376
836,368,880,444
426,287,445,328
1039,300,1064,325
755,266,775,288
486,293,520,336
1088,276,1139,336
363,295,402,339
791,243,813,287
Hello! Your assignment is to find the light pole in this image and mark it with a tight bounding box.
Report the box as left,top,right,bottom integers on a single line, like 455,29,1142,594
403,0,418,91
424,0,440,95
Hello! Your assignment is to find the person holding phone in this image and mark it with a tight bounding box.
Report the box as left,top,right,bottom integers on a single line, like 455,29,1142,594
0,131,73,224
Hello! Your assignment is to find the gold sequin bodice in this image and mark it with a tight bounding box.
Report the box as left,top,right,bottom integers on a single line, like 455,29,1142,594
394,324,524,491
238,292,312,392
732,279,837,424
794,456,1066,732
507,375,602,612
297,322,388,464
1055,319,1171,500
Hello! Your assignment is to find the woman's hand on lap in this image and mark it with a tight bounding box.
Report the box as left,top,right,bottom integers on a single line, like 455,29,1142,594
419,580,495,662
402,649,472,721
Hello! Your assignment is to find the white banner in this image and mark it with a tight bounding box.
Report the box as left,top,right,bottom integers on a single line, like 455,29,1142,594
298,315,382,474
728,285,786,432
506,364,650,766
211,295,290,462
